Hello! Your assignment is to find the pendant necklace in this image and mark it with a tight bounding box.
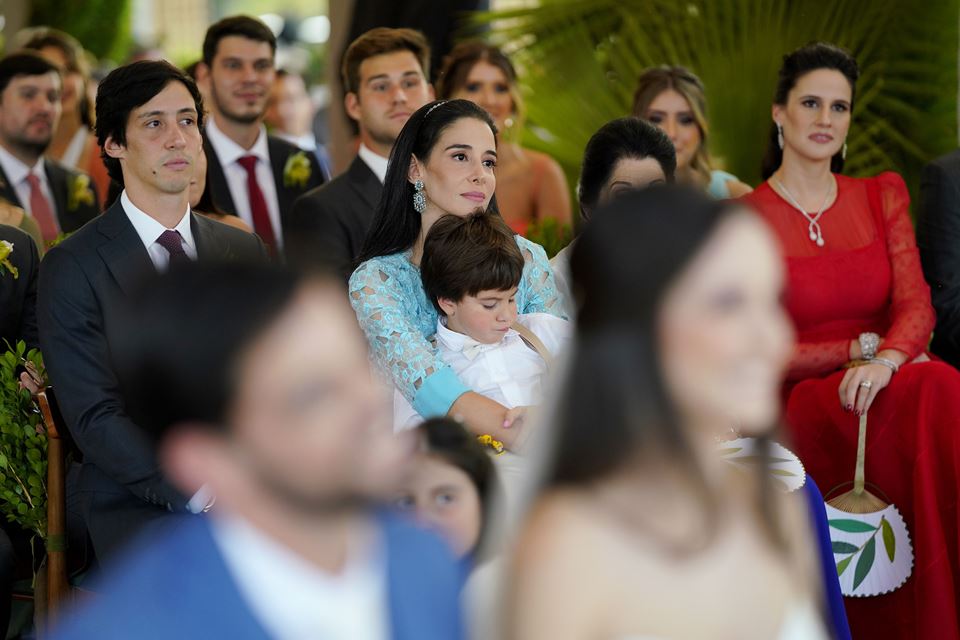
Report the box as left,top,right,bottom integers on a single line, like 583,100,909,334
772,175,834,247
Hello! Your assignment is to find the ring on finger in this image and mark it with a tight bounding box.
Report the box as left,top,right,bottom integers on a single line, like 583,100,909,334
859,380,873,389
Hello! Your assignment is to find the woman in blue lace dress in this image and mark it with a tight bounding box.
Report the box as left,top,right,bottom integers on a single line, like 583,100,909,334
350,99,566,448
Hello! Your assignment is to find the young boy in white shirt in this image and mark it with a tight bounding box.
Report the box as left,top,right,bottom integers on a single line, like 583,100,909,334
393,211,570,501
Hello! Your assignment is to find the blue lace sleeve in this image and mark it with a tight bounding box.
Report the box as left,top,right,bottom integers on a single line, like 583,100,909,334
349,257,469,416
516,236,567,318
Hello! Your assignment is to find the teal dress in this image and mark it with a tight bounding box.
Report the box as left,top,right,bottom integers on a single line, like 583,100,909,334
707,169,739,199
349,236,566,417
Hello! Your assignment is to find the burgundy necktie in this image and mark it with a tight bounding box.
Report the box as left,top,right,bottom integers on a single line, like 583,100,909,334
155,230,190,268
237,155,276,255
26,173,59,244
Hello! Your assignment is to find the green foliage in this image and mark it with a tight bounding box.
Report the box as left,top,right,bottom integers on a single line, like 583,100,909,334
0,342,47,541
29,0,133,63
475,0,958,206
525,218,573,259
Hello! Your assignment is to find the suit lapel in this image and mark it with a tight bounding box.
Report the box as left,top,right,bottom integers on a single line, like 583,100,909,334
203,136,237,216
191,212,231,260
44,160,68,223
347,156,382,213
267,136,292,215
95,200,155,297
0,164,23,209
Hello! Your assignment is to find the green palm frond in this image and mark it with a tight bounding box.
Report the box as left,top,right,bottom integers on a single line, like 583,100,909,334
474,0,957,202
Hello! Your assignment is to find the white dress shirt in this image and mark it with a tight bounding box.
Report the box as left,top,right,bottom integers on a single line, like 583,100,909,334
0,144,57,221
210,513,390,640
205,116,284,249
121,190,196,271
393,312,571,430
357,143,388,184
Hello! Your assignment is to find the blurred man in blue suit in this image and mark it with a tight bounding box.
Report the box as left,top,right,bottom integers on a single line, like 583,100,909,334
51,263,464,640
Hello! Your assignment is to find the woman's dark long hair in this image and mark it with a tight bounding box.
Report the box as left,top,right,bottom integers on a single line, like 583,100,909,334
355,99,497,265
761,42,860,180
578,117,677,222
555,185,785,551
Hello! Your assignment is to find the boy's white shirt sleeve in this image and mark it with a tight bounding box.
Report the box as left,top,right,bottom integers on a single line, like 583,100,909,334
392,388,423,432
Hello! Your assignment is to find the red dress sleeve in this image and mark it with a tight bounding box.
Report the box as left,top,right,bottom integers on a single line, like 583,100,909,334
874,172,936,359
786,337,852,382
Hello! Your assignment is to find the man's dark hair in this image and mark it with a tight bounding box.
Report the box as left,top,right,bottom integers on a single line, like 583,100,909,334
0,52,60,98
112,263,310,441
95,60,204,184
420,210,523,315
202,15,277,67
341,27,430,95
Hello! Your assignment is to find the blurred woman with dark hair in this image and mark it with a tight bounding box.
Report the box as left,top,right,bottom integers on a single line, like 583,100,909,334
507,187,829,639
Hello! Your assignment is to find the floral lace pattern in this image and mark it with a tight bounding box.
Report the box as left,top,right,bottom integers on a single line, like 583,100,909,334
349,235,565,407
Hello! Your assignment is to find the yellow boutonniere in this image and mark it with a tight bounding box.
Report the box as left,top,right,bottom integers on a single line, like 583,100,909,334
476,434,505,455
67,174,95,211
283,151,312,189
0,240,19,279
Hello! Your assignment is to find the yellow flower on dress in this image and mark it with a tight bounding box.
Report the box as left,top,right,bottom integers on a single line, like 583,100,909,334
67,174,95,211
0,240,19,279
283,151,312,189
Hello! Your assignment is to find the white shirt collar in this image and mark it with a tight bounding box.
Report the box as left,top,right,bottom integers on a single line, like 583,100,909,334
210,513,390,640
206,115,270,167
0,144,44,186
435,317,517,360
357,143,388,184
121,190,195,252
276,131,318,151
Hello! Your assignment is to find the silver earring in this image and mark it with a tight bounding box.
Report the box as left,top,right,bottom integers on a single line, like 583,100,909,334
842,142,848,160
777,123,784,150
413,179,426,213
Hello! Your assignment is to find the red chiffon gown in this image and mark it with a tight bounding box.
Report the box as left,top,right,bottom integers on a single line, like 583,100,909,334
744,172,960,640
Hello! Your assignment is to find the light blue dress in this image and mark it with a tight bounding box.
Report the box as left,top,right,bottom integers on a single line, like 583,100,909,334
707,169,738,199
349,236,566,418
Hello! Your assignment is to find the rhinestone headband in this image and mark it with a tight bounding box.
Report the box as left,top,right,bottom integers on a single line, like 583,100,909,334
425,100,448,118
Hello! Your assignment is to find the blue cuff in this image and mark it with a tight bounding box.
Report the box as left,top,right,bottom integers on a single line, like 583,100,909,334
413,366,469,417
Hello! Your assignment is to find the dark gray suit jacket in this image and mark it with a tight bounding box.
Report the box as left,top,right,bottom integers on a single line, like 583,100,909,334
918,150,960,367
0,224,39,350
284,155,382,280
37,200,266,559
0,159,101,236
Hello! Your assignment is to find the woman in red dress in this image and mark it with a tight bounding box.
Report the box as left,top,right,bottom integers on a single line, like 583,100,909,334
743,42,960,639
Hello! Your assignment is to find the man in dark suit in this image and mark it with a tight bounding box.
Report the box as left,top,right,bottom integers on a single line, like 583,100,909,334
0,224,39,350
918,151,960,368
51,263,464,640
285,28,434,278
196,16,324,258
0,53,99,247
37,60,265,561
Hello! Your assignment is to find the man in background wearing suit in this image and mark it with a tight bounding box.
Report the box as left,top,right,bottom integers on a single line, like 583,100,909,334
196,15,324,258
51,263,464,640
285,28,434,278
918,151,960,368
0,224,39,350
37,60,265,561
0,53,99,247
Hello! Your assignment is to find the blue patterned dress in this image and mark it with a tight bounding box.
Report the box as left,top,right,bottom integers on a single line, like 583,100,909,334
349,236,565,417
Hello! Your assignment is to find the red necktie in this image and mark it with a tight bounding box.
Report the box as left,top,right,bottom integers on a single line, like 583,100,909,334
26,173,59,244
237,155,276,255
155,230,191,268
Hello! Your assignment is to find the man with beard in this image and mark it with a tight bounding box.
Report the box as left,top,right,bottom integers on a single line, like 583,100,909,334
50,264,464,640
196,16,325,258
0,53,99,246
38,60,266,562
286,28,434,278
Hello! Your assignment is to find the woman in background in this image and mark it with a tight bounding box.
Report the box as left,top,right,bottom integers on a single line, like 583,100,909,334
438,41,571,236
633,65,751,199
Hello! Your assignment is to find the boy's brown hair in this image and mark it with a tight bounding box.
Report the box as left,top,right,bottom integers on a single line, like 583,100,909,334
421,211,523,315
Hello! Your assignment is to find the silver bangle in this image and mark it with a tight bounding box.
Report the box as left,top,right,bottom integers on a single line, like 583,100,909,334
872,357,899,374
